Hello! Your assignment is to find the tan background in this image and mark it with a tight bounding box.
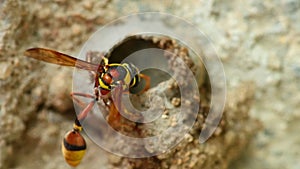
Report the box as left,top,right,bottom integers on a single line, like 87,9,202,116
0,0,299,169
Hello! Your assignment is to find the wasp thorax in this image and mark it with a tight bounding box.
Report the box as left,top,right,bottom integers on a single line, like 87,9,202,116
102,73,113,85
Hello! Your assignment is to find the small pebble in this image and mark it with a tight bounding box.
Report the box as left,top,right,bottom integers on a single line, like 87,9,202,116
162,114,168,119
171,97,181,107
83,1,93,10
71,24,82,35
0,62,12,80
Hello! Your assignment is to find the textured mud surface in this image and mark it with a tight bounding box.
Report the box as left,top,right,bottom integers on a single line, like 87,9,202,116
1,0,299,169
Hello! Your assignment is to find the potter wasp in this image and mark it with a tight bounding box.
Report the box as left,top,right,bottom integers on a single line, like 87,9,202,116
24,48,150,167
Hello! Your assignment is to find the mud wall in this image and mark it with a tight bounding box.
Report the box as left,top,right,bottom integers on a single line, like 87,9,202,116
0,0,299,169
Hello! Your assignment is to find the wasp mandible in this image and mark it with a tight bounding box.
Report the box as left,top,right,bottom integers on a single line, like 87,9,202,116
24,48,150,167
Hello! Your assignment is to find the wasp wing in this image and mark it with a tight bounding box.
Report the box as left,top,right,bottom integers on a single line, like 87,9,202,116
24,48,101,71
111,83,124,112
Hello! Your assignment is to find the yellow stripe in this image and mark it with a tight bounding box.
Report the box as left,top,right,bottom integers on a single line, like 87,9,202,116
62,144,86,167
108,63,122,67
122,64,132,87
99,77,110,90
73,123,82,131
123,71,131,86
102,57,108,65
130,76,136,87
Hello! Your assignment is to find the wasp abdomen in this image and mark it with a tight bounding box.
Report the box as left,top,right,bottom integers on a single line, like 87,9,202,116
62,130,86,167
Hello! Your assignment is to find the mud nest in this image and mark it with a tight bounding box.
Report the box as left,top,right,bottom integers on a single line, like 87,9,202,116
74,35,259,169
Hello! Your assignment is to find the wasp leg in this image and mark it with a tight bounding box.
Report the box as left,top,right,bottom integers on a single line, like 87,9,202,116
107,83,125,128
71,92,95,99
62,118,86,167
111,82,124,112
139,73,151,93
76,100,96,121
70,92,97,120
107,100,136,130
70,92,95,108
109,84,142,132
107,99,121,127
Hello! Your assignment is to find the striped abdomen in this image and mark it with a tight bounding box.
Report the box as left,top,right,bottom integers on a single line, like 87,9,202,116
62,130,86,167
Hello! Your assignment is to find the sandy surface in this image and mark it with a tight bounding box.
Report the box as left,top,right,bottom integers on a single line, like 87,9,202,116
1,0,299,169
